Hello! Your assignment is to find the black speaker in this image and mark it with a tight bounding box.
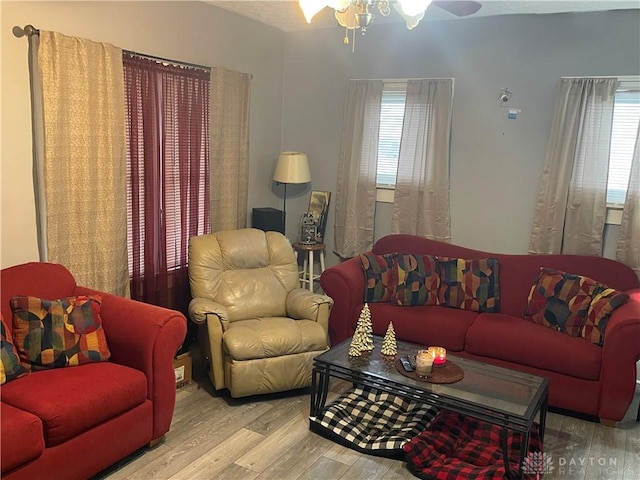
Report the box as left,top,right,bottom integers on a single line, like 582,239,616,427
252,207,285,234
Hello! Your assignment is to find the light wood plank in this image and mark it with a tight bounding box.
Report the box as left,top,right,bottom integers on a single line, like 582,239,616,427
168,428,264,479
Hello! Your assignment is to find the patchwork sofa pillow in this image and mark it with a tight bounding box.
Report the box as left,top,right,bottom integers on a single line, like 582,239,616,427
360,252,397,302
437,257,500,312
0,315,30,385
11,295,110,370
392,254,440,307
524,267,598,337
580,286,629,345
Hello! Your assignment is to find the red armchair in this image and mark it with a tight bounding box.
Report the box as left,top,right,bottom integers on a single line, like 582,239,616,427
1,262,187,480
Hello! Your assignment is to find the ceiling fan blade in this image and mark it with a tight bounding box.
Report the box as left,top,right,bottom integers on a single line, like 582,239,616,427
432,1,482,17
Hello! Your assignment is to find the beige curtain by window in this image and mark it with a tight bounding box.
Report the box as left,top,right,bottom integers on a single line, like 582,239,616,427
528,77,618,255
392,79,453,241
209,67,251,232
38,31,129,295
334,80,383,259
616,125,640,281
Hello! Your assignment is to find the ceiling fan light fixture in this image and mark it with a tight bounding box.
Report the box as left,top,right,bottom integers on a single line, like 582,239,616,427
298,0,327,23
397,0,432,17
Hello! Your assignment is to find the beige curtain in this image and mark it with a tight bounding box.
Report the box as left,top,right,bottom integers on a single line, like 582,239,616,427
38,31,129,295
334,80,383,259
209,67,251,232
616,124,640,281
392,79,453,241
528,77,618,255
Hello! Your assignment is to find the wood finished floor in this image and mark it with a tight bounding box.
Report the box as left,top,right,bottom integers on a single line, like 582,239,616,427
99,357,640,480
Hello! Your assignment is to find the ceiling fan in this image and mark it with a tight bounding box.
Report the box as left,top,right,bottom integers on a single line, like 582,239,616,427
299,1,482,50
299,1,483,32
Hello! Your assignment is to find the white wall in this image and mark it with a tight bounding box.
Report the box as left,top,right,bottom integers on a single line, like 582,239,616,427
281,10,640,267
1,1,286,268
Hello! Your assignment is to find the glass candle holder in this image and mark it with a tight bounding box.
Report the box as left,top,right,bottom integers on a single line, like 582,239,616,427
415,349,435,377
428,346,447,366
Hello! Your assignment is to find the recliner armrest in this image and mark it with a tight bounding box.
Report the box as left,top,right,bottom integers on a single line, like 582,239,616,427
286,289,333,339
189,297,229,327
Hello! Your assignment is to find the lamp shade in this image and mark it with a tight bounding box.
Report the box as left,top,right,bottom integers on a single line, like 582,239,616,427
273,152,311,184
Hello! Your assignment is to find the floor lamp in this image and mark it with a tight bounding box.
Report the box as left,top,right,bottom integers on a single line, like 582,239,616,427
273,152,311,232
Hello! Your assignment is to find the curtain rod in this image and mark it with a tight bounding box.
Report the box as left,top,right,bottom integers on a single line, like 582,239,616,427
14,24,210,72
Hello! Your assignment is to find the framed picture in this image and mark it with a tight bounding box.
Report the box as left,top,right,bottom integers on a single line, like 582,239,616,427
308,191,331,243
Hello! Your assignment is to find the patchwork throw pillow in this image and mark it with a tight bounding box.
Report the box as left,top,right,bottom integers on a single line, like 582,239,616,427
524,268,598,337
392,254,440,307
0,315,29,385
581,286,629,345
360,253,397,302
437,258,500,312
11,295,110,370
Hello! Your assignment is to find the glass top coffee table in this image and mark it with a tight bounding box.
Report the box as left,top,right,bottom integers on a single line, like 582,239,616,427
310,336,549,478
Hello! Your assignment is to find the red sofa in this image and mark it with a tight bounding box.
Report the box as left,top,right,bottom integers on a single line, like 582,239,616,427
1,262,187,480
320,234,640,424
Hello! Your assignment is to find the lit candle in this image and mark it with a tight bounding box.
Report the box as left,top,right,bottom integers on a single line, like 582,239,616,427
428,346,447,366
415,349,435,377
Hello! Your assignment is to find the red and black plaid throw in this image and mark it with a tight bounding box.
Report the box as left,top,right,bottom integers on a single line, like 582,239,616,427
403,410,543,480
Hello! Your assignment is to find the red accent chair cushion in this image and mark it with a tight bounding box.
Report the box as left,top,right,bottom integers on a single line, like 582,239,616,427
0,402,44,472
0,362,147,447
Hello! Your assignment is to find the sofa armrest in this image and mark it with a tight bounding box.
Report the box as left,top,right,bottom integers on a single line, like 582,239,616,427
74,286,187,440
319,257,365,345
598,288,640,422
286,288,333,337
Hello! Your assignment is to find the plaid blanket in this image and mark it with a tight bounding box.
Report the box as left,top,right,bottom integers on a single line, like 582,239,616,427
403,410,543,480
314,386,437,457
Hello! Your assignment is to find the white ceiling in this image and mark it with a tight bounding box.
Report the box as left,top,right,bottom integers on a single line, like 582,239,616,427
204,1,640,32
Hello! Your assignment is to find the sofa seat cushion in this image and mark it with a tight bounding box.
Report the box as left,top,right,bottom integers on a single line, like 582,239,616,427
367,303,478,352
0,362,147,447
466,313,601,380
0,401,44,473
224,317,328,361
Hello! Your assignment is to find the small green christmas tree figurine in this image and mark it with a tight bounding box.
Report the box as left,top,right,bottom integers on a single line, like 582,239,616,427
381,321,398,356
358,303,374,352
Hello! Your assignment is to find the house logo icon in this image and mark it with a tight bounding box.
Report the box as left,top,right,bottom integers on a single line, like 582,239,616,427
522,451,555,475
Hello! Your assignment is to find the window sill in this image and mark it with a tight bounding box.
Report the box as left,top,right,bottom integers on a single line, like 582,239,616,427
606,205,623,226
376,186,394,203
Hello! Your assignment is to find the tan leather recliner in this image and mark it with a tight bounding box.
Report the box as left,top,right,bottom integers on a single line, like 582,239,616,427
188,228,333,398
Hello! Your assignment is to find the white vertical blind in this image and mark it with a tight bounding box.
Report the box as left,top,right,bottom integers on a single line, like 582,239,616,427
376,83,406,186
607,85,640,205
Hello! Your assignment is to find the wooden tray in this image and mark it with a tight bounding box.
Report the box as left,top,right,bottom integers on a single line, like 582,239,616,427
394,357,464,384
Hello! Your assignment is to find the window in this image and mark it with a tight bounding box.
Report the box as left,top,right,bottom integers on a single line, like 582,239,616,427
377,83,406,187
607,79,640,206
124,54,210,309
